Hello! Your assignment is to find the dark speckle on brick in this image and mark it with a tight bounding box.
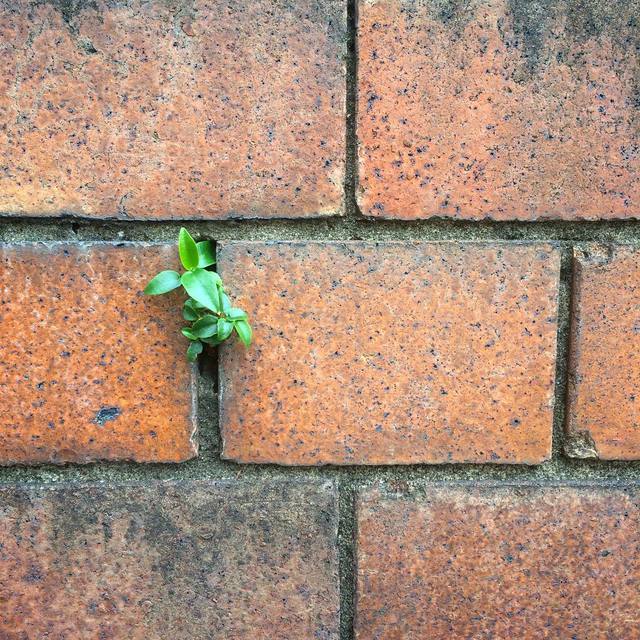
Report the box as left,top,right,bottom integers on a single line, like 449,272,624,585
218,241,559,465
356,486,640,638
566,246,640,459
0,0,346,219
0,243,197,464
358,0,640,220
91,406,121,426
0,480,339,638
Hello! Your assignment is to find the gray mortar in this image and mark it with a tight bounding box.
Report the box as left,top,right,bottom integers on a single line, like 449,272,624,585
2,1,640,639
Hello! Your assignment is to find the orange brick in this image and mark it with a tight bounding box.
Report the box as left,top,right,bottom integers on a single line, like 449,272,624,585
218,242,560,465
356,486,640,639
357,0,640,220
0,480,339,639
566,245,640,459
0,0,345,219
0,243,196,464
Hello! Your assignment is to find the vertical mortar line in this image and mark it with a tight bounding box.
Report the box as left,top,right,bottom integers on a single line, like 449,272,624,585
195,236,222,464
344,0,359,221
339,0,359,621
195,337,220,464
550,242,574,460
338,474,357,640
210,236,221,394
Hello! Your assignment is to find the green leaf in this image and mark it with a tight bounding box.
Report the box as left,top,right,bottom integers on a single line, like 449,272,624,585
215,284,226,313
234,319,252,346
182,299,199,322
186,340,203,362
144,270,181,295
181,327,199,341
192,314,219,339
190,298,206,309
182,300,198,322
178,227,199,271
217,318,234,341
220,291,232,314
201,335,223,346
226,307,248,321
196,241,216,268
181,269,222,312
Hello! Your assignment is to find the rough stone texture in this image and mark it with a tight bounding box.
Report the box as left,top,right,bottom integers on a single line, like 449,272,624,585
0,242,197,464
0,0,345,219
0,480,339,639
357,0,640,220
566,245,640,460
356,485,640,639
218,241,560,465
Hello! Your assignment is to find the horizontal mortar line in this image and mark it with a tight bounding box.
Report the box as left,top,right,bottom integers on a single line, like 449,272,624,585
2,459,640,484
6,219,640,242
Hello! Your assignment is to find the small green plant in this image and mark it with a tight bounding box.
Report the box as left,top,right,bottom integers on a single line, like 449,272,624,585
144,228,252,362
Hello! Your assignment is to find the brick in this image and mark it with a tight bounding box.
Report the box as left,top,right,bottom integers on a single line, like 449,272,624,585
566,245,640,460
218,242,560,465
357,0,640,220
0,0,345,219
356,486,640,639
0,480,339,639
0,242,196,464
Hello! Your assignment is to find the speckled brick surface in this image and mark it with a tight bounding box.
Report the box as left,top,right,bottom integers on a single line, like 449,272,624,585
0,480,339,639
357,0,640,220
0,243,197,464
218,241,560,465
566,245,640,460
356,486,640,639
0,0,345,219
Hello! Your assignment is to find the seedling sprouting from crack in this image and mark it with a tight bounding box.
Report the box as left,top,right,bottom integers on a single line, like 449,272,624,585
144,228,252,361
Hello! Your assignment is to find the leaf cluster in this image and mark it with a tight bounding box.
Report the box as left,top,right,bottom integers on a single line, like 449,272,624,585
144,228,252,361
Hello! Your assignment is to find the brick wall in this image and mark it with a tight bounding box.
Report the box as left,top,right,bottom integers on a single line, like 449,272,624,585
1,0,639,638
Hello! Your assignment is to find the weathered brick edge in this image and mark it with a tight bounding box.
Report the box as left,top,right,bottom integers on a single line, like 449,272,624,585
357,0,640,220
0,242,198,465
0,0,347,220
0,479,340,639
566,244,640,460
218,240,560,466
356,484,640,639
